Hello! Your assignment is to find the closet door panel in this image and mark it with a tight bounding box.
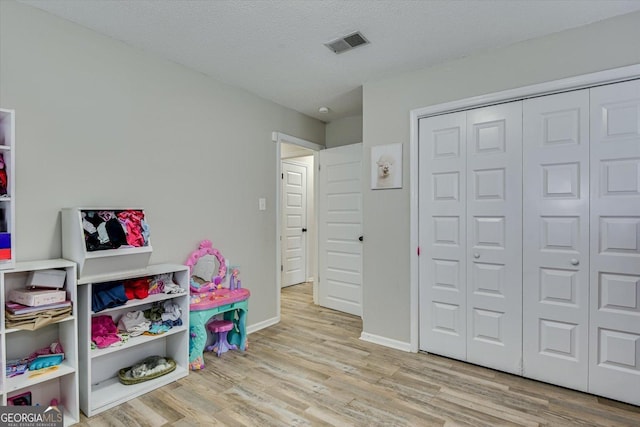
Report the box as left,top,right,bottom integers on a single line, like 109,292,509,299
523,90,590,390
466,102,523,374
589,79,640,406
419,112,467,358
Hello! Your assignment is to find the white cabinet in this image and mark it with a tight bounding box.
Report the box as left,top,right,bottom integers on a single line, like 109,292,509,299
77,264,189,417
61,208,152,280
0,109,15,270
0,259,79,426
418,78,640,406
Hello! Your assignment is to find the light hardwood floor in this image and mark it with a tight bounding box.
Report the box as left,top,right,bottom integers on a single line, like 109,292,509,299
77,283,640,426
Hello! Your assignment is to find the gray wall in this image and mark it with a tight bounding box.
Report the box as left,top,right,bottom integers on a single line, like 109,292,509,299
0,1,325,328
325,114,362,148
362,11,640,345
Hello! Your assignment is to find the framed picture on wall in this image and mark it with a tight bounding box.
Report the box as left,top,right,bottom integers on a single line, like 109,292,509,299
371,143,402,190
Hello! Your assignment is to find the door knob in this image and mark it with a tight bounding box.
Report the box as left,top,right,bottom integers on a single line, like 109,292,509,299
570,258,579,266
359,236,364,242
302,228,307,233
473,253,480,259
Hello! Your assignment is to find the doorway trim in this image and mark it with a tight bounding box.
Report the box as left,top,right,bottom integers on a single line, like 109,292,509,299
273,132,323,319
409,64,640,353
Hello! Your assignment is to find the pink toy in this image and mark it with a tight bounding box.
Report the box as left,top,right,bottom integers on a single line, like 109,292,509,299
189,287,250,310
205,319,237,356
0,153,7,195
229,267,241,290
185,240,226,294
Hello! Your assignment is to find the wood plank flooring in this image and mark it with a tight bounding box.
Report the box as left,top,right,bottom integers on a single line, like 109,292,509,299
76,283,640,426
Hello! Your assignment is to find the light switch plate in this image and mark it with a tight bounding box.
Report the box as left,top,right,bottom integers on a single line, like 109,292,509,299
259,198,266,211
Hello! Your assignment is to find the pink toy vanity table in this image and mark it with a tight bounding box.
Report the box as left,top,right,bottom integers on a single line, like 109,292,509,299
189,287,249,370
185,240,250,370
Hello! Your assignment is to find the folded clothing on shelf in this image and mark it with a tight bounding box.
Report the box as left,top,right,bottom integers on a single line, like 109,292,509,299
117,310,150,336
91,315,121,348
124,278,150,300
92,282,127,312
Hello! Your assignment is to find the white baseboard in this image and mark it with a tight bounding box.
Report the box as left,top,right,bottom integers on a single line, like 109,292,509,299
247,316,280,335
360,332,413,352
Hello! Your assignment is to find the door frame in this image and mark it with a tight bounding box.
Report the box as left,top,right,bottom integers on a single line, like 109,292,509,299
409,64,640,353
273,132,323,318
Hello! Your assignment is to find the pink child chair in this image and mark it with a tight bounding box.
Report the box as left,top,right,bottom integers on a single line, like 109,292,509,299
205,319,237,356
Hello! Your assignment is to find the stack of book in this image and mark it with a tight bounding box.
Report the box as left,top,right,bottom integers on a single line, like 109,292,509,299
4,268,72,330
5,300,72,315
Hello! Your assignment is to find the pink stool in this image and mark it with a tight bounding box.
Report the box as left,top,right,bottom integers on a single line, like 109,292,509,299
205,319,237,356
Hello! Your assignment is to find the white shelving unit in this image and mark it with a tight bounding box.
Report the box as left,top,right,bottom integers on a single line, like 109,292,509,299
61,207,152,279
77,263,190,417
0,259,79,426
0,109,15,270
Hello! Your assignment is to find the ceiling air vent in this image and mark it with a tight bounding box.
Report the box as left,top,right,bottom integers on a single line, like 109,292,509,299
324,31,369,54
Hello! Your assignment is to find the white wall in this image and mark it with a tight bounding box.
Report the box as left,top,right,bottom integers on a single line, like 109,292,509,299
325,114,362,148
0,1,325,328
362,11,640,346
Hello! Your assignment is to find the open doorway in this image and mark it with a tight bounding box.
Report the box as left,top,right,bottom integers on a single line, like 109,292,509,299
273,132,323,319
281,144,315,288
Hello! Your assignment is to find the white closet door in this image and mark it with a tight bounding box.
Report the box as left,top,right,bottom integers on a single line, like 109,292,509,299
589,79,640,406
418,112,467,359
465,102,523,374
523,90,590,390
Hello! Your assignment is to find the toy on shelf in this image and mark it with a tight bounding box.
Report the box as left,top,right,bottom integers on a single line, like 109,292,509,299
7,391,32,406
229,266,241,290
5,341,64,378
0,153,7,195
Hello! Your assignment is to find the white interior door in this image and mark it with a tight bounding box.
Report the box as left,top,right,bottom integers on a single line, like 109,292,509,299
465,102,523,374
589,79,640,406
318,143,363,316
418,111,467,359
523,90,590,390
281,161,307,287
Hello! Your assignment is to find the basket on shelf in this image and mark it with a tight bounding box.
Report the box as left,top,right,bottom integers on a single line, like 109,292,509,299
118,356,176,385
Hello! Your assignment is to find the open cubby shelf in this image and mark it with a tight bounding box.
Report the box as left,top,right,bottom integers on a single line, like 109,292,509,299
0,259,79,426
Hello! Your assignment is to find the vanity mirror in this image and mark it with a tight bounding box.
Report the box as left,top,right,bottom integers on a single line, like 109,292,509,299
185,240,226,294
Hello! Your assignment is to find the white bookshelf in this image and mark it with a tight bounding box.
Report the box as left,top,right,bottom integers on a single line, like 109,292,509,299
77,263,189,417
0,109,15,270
0,259,79,426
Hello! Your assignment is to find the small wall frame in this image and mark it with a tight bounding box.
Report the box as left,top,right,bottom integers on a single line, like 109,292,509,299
371,143,402,190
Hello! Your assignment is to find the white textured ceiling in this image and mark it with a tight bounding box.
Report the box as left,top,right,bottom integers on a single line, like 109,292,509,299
19,0,640,122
